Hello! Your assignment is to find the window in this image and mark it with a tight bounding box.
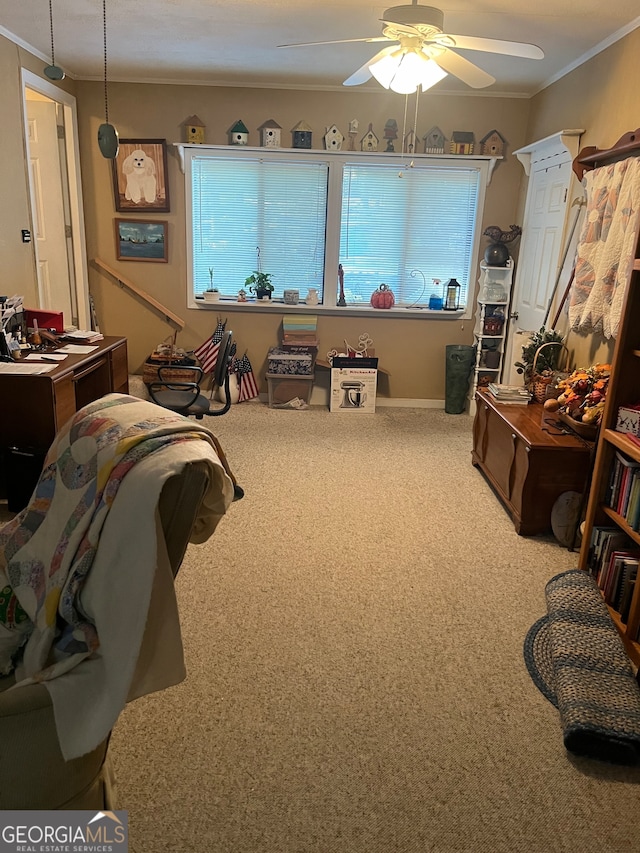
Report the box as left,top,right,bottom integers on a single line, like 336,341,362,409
184,147,491,314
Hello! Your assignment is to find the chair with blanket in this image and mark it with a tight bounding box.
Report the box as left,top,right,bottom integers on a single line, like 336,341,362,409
0,393,238,808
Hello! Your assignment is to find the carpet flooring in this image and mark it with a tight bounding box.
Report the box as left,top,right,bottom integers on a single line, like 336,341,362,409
110,390,640,852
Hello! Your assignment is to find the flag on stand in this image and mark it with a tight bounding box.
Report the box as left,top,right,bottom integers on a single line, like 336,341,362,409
194,319,226,374
236,353,259,402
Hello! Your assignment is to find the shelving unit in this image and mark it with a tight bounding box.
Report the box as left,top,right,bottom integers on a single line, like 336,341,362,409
470,260,514,404
576,130,640,668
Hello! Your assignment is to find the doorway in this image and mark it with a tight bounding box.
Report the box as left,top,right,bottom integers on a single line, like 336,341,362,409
20,69,90,330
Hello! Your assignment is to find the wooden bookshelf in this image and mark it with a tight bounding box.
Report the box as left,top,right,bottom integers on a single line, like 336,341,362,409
576,133,640,667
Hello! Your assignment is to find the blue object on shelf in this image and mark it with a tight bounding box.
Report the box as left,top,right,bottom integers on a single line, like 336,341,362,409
429,294,443,310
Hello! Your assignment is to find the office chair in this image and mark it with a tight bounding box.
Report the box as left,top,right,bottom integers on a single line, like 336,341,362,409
148,329,235,418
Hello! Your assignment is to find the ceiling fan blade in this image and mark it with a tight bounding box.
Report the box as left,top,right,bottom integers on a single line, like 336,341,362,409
436,34,544,60
343,46,397,86
429,48,495,89
278,36,389,48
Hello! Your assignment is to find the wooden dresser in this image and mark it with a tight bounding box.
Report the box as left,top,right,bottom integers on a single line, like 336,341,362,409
0,336,128,510
472,388,592,535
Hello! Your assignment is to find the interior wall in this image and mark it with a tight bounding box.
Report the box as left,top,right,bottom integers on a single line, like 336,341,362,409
75,79,530,397
525,27,640,371
0,34,76,307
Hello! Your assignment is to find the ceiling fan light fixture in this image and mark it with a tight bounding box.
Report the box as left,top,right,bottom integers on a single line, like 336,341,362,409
370,47,447,94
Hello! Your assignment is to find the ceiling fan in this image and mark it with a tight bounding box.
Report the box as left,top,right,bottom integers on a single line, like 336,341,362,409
278,3,544,94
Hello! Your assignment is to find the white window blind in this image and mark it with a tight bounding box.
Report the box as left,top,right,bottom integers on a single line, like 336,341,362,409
191,156,328,297
339,163,481,307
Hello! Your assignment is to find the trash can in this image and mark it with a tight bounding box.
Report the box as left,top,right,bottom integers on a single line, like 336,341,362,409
445,344,475,414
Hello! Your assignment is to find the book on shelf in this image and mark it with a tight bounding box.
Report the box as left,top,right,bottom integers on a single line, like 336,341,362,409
614,559,639,616
487,383,530,404
608,451,640,516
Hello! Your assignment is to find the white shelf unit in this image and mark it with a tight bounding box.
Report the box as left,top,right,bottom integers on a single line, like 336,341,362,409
471,261,514,402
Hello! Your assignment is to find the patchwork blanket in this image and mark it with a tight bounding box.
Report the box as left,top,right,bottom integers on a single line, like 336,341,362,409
0,393,234,759
569,156,640,339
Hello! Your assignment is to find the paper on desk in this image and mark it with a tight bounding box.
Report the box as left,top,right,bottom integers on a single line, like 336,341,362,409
0,362,55,374
25,352,68,361
56,344,99,354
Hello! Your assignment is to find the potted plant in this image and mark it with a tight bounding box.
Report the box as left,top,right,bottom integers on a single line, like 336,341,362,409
203,268,219,302
514,326,566,401
245,271,274,300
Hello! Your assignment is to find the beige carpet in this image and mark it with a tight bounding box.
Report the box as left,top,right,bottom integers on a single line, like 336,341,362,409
111,389,640,852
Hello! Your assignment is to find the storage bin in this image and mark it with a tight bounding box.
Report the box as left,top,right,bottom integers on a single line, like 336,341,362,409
266,373,314,408
267,347,315,375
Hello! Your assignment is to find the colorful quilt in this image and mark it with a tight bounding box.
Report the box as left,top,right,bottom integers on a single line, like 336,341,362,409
0,393,234,758
569,156,640,339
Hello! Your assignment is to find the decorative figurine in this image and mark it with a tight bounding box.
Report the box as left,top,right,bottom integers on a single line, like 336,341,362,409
450,131,475,155
184,115,206,144
384,119,398,152
480,129,506,157
292,120,312,149
483,224,522,267
360,123,379,152
229,120,249,146
259,119,282,148
337,264,346,306
237,288,247,302
348,119,359,151
404,129,418,154
324,124,344,151
423,126,446,154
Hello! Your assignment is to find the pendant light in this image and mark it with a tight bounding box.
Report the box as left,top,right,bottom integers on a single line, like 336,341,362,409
44,0,65,81
97,0,119,159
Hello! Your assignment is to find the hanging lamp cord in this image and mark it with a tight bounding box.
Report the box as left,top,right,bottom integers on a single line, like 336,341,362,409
102,0,109,125
48,0,56,67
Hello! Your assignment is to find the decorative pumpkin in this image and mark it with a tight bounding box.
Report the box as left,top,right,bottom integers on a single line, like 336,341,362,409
370,283,395,309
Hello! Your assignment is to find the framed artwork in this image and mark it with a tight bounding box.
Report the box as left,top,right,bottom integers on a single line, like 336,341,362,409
111,139,170,213
115,218,168,263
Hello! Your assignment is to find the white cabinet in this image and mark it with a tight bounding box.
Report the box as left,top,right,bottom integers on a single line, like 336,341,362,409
470,261,514,402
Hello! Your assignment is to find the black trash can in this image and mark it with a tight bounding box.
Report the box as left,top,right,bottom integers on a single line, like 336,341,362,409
4,446,47,513
445,344,475,414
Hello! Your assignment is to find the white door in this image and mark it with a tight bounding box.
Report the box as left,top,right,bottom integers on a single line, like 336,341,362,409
26,98,73,322
21,69,90,330
502,131,583,385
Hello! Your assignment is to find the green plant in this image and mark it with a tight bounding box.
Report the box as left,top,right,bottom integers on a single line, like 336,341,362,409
245,271,274,293
206,268,217,292
514,327,565,380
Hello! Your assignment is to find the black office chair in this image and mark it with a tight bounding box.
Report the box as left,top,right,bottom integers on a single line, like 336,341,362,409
148,330,235,418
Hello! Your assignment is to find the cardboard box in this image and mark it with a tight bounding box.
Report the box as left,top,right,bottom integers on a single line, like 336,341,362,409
330,358,378,413
616,405,640,437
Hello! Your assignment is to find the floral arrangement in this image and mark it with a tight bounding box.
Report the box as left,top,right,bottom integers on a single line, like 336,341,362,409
544,364,611,426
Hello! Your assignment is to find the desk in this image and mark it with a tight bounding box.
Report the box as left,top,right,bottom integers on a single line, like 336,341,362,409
472,389,592,535
0,336,128,510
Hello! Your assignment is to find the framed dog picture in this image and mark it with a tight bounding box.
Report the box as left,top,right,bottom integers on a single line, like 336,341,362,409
115,218,168,262
111,139,170,213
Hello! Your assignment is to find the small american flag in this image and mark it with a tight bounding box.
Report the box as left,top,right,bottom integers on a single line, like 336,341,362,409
194,319,226,374
236,353,259,402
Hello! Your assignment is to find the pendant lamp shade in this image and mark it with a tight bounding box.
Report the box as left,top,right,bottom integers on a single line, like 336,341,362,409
44,0,65,81
370,47,447,95
98,0,119,159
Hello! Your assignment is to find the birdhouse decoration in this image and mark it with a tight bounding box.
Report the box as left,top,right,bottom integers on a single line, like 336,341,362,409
480,129,506,157
292,120,312,149
229,119,249,146
184,115,206,144
450,131,475,155
348,119,359,151
422,126,445,154
404,130,418,154
324,124,344,151
384,119,398,152
360,123,379,152
259,119,282,148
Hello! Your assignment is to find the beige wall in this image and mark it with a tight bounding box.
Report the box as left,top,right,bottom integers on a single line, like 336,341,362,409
75,79,530,396
526,28,640,371
7,28,639,397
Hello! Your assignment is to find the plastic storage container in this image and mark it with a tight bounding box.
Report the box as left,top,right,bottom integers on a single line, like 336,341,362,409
266,373,314,408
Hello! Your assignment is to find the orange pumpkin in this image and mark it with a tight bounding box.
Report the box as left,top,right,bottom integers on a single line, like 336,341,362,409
371,283,395,309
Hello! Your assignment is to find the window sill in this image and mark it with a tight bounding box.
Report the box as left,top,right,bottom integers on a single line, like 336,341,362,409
191,298,468,320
